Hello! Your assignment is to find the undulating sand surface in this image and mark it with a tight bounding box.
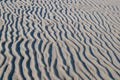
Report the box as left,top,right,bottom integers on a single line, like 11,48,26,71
0,0,120,80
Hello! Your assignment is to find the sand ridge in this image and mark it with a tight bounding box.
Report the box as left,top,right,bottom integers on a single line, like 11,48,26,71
0,0,120,80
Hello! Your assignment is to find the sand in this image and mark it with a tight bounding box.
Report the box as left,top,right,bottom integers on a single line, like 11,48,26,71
0,0,120,80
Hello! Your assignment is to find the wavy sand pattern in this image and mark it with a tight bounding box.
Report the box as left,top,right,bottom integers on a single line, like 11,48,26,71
0,0,120,80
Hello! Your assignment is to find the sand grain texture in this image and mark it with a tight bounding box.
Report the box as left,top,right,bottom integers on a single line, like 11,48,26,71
0,0,120,80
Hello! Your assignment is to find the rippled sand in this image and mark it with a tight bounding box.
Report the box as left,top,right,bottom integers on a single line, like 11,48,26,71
0,0,120,80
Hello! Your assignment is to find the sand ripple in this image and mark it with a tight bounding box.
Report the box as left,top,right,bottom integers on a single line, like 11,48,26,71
0,0,120,80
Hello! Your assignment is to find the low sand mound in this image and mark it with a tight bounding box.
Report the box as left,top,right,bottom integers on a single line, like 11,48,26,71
0,0,120,80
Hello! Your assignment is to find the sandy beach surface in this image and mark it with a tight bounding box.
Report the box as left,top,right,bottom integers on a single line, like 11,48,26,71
0,0,120,80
